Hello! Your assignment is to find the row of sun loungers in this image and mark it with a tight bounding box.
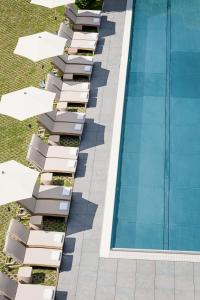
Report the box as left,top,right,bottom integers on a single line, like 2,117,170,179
1,4,103,298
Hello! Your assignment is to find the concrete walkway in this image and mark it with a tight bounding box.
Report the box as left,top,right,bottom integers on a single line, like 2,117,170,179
56,0,200,299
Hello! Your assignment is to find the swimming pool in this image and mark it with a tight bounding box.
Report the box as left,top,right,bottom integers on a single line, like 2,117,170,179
111,0,200,252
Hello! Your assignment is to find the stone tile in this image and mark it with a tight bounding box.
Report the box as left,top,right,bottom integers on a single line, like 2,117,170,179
115,285,135,300
155,275,174,289
175,289,194,300
136,260,156,275
76,270,97,300
117,259,137,274
155,289,174,300
116,270,136,289
156,261,175,276
80,253,99,272
95,286,116,300
81,238,100,253
99,258,118,273
97,271,117,287
135,273,155,290
175,262,194,277
175,276,194,291
135,288,154,300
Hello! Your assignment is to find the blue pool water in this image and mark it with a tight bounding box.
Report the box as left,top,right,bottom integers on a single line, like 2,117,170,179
112,0,200,251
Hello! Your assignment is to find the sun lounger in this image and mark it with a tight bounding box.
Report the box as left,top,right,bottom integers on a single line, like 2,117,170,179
4,236,62,269
46,110,85,124
58,23,97,54
65,5,101,30
45,78,89,106
30,134,79,160
46,73,90,92
68,3,101,18
52,56,93,79
34,184,72,201
27,146,77,175
0,272,56,300
19,196,70,217
38,113,84,136
7,219,65,249
59,22,99,41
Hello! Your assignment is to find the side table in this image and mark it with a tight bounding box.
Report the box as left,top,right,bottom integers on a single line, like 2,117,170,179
29,215,43,230
18,266,32,284
40,172,53,185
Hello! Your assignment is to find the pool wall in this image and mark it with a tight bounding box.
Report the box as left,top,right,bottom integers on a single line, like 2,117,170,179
100,0,200,262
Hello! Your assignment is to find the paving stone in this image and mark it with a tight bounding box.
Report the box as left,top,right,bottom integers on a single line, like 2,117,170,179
155,289,174,300
156,261,175,276
95,286,116,300
99,258,118,273
155,275,174,289
175,276,194,291
175,262,194,277
135,273,155,290
135,288,154,300
115,285,135,300
136,260,156,275
175,289,194,300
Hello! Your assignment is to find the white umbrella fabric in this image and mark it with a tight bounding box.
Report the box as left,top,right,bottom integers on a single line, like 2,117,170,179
0,160,39,205
0,87,56,121
14,31,67,62
31,0,75,8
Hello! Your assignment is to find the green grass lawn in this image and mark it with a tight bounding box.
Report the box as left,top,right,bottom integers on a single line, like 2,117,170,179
0,0,66,285
0,0,103,286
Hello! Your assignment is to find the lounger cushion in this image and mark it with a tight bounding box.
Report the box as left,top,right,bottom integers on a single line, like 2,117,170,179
28,231,65,249
43,157,77,174
35,199,70,217
70,39,96,51
23,248,62,268
47,145,79,160
37,185,72,201
15,285,55,300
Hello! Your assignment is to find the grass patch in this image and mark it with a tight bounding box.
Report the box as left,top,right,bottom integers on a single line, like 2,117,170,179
0,0,66,286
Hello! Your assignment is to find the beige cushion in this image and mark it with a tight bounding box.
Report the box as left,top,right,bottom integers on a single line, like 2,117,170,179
23,248,62,268
15,285,55,300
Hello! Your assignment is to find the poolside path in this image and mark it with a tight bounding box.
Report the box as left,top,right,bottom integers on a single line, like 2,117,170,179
56,0,200,299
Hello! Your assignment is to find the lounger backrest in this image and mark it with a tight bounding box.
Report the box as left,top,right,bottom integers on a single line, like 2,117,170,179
59,54,69,65
68,4,78,16
46,110,57,122
58,23,72,47
0,272,17,300
62,23,74,40
38,113,54,133
65,7,77,24
26,146,46,171
45,78,61,98
30,134,48,157
7,219,29,245
3,236,25,264
0,295,10,300
52,56,66,73
47,73,63,90
18,197,37,214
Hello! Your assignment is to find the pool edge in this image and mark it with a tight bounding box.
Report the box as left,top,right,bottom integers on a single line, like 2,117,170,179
100,0,133,258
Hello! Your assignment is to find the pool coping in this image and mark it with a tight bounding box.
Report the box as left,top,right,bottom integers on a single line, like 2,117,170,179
99,0,200,263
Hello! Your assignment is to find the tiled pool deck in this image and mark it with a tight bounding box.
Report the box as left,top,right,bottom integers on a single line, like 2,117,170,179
56,0,200,299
